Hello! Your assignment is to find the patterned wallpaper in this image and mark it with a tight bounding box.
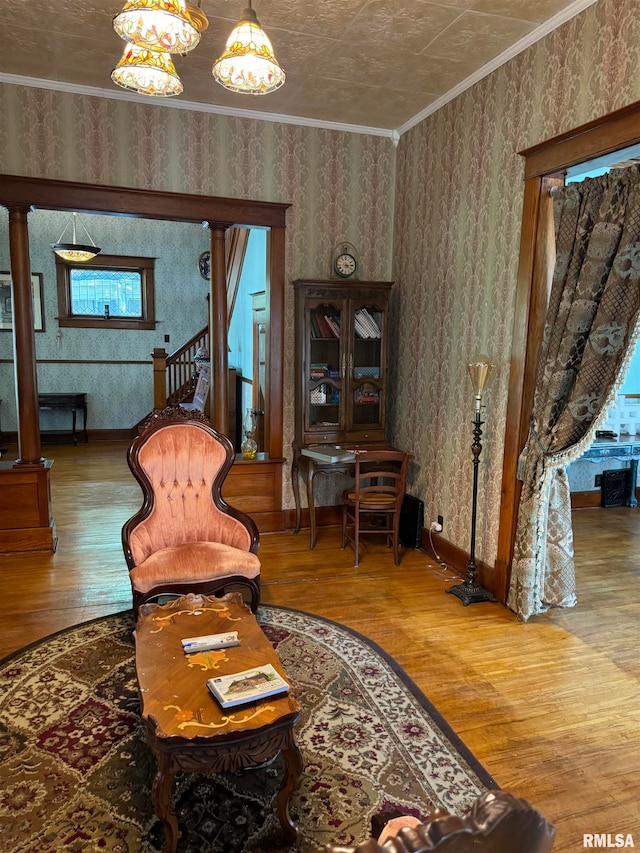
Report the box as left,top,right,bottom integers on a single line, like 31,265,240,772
2,0,639,566
391,0,640,567
0,84,396,508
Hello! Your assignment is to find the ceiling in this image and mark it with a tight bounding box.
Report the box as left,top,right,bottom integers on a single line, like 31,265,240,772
0,0,597,136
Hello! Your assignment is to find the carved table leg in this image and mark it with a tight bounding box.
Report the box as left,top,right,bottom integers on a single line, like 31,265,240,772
276,730,304,842
71,406,78,446
292,446,302,534
151,750,179,853
307,459,318,549
627,457,638,508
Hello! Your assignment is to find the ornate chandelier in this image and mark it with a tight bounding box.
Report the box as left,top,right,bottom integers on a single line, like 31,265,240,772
111,0,208,97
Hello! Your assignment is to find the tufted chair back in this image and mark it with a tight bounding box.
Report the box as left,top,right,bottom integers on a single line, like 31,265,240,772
128,422,251,564
122,414,260,615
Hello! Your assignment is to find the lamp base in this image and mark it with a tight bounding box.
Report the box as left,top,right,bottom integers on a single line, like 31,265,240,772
446,580,497,606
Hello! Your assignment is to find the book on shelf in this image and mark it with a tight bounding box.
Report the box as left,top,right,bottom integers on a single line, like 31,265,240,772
356,308,381,339
315,312,337,339
353,311,368,338
365,308,382,336
310,313,321,339
324,314,341,337
354,366,380,379
207,663,289,709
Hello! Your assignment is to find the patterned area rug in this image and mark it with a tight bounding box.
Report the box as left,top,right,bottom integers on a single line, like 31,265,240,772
0,606,496,852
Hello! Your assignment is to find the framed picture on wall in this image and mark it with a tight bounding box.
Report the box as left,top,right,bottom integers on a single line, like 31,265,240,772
0,272,45,332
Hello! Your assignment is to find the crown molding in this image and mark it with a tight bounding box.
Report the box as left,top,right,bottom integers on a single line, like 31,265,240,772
395,0,600,137
0,72,395,140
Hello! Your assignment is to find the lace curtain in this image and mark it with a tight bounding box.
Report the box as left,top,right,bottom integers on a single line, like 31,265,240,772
508,166,640,622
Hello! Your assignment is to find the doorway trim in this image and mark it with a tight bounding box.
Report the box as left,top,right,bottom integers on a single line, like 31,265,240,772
0,173,290,523
494,100,640,602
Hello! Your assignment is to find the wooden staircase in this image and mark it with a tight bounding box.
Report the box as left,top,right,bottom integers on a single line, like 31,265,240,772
148,226,251,414
151,327,208,410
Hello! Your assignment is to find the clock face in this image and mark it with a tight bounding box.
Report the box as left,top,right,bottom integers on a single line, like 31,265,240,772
198,250,211,280
335,253,357,278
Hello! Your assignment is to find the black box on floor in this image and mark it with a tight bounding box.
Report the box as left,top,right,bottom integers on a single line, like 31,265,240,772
601,468,631,507
399,494,424,549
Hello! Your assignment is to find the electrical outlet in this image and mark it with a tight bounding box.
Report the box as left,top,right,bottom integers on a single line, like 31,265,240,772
595,474,602,487
437,514,444,531
164,334,170,343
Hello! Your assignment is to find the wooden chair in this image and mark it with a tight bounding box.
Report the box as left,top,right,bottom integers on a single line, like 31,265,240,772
341,449,409,567
122,409,260,616
323,790,556,853
179,363,210,413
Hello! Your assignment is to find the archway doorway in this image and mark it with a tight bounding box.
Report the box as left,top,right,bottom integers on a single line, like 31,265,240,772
0,174,290,548
495,101,640,604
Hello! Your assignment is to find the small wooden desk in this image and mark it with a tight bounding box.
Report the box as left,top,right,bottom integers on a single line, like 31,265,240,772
38,393,88,445
291,441,392,548
135,592,303,853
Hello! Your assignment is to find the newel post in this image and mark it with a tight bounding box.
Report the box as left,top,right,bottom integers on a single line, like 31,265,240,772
152,348,168,409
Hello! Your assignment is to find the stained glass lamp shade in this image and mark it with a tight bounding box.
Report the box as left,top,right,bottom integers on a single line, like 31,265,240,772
212,3,285,95
111,44,183,97
113,0,202,54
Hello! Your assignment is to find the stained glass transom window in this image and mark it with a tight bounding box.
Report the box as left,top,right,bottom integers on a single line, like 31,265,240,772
70,268,142,318
55,253,155,330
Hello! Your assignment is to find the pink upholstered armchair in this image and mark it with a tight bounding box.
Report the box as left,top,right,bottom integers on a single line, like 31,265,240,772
122,412,260,616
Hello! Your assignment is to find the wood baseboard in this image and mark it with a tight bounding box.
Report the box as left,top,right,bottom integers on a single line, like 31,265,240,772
250,511,287,533
571,487,640,509
421,529,499,599
287,506,501,600
570,490,602,508
283,505,342,532
0,523,57,552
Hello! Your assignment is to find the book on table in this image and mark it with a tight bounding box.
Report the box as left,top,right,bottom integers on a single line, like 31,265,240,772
207,663,290,709
181,631,239,653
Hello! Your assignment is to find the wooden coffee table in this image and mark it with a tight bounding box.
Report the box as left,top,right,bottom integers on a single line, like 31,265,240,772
134,592,303,853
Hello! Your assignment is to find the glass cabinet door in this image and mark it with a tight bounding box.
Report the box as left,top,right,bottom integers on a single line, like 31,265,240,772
349,301,385,430
306,301,344,433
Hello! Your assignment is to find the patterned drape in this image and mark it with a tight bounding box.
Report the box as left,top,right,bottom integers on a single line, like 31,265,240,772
508,167,640,622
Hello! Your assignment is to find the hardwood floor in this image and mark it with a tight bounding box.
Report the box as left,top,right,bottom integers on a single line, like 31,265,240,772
1,440,638,852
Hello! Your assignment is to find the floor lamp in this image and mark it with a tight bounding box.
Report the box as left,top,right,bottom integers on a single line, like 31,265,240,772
447,356,498,607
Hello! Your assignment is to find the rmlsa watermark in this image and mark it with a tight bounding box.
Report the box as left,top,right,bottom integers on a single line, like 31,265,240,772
584,834,635,848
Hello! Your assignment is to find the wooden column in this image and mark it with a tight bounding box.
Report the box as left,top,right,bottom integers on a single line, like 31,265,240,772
210,223,230,435
0,203,55,552
8,204,43,466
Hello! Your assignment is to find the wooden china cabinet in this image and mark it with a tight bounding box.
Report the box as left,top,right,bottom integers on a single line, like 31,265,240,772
291,279,393,541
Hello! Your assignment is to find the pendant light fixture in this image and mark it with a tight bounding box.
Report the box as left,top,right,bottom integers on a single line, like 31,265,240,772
113,0,204,55
51,213,102,263
111,43,184,97
212,1,285,95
